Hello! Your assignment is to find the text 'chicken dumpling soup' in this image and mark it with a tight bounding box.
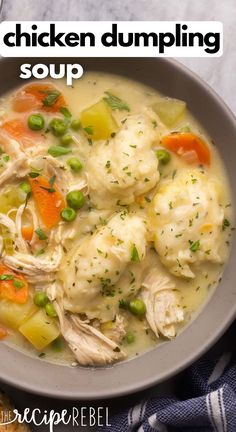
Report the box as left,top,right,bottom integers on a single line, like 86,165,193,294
0,73,233,367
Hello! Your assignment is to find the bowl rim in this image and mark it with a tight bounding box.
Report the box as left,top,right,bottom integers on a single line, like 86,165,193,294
0,57,235,400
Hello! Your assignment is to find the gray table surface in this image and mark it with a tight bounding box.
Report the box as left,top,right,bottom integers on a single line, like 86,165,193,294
0,1,235,430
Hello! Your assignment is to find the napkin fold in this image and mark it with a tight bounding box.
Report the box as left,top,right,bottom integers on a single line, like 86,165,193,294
101,352,236,431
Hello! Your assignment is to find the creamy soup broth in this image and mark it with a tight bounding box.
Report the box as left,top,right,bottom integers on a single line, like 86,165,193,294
0,72,233,366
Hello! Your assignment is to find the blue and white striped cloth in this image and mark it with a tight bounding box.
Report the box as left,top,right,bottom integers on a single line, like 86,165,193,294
101,352,236,432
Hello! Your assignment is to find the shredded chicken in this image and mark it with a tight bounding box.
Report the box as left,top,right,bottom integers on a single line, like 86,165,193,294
45,280,63,302
101,315,127,344
0,201,63,283
29,155,88,195
0,213,16,238
14,204,39,253
3,246,63,284
142,269,184,339
55,302,125,366
0,213,16,255
0,133,28,186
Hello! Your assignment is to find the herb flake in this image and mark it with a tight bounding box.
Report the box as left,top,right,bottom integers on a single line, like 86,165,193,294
103,92,130,112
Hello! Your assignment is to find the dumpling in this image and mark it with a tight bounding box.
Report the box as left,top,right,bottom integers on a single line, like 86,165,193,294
61,212,147,316
87,112,160,208
151,169,225,278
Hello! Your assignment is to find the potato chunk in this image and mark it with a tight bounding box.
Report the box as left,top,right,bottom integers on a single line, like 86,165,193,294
0,299,36,330
19,308,60,350
152,97,186,127
80,100,118,140
0,186,24,214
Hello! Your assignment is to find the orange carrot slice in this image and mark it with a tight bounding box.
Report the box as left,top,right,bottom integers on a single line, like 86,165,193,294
22,225,34,242
0,263,29,304
0,326,7,340
162,132,211,165
29,176,65,229
2,118,41,148
3,118,28,140
12,92,40,113
12,83,66,113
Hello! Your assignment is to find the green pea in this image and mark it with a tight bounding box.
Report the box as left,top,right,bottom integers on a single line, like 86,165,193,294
129,299,146,317
45,302,57,318
125,332,135,344
61,207,76,222
66,190,85,210
48,146,71,158
49,118,68,136
61,133,73,146
34,291,49,307
19,182,31,196
67,157,83,172
71,119,81,130
156,149,171,165
28,114,45,131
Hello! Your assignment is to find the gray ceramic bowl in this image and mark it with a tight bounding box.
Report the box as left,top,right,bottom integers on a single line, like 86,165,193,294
0,58,235,399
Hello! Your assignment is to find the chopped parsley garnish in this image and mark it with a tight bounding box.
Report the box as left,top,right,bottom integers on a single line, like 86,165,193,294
130,244,140,262
119,299,128,310
0,274,24,290
40,186,56,193
35,248,46,256
40,176,56,193
0,274,14,281
99,217,108,226
100,277,115,297
42,90,61,107
3,155,10,162
29,172,40,178
60,106,72,118
222,218,230,231
189,240,200,252
35,228,48,241
13,279,25,290
172,169,177,179
103,92,130,112
49,175,56,188
83,126,93,135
